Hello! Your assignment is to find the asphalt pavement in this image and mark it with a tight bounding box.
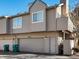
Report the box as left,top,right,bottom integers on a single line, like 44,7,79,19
0,54,79,59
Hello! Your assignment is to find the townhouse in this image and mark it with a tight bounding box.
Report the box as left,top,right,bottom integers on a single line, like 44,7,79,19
0,0,75,55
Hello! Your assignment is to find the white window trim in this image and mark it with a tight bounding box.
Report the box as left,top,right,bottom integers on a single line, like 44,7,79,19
12,17,23,29
32,10,44,23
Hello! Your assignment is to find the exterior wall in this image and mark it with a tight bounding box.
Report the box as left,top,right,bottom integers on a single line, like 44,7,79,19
50,37,58,54
0,32,61,54
0,0,74,34
0,0,74,55
22,15,31,32
17,32,62,54
7,19,12,33
9,9,73,33
0,32,59,39
30,0,47,32
47,9,57,31
0,31,74,55
68,18,73,32
17,32,59,38
75,39,79,48
63,40,74,55
0,40,13,51
56,5,62,18
0,35,15,40
57,37,63,45
60,0,69,17
57,17,68,31
12,15,31,33
44,38,49,53
0,19,7,34
19,38,45,53
57,17,73,32
19,37,59,54
7,4,73,33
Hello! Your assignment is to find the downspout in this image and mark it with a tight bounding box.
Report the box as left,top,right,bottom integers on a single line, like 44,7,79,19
11,19,15,44
62,31,65,55
46,9,48,31
63,31,65,40
46,7,51,54
49,37,51,54
10,18,18,45
46,8,51,54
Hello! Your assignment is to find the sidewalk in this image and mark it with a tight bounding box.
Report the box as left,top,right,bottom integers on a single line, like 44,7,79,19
0,51,79,59
0,54,78,59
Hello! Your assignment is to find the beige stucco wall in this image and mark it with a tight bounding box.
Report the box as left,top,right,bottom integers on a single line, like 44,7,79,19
12,15,31,33
47,9,57,31
63,40,74,55
0,32,59,39
56,5,62,18
68,18,73,32
0,18,7,34
57,17,68,31
8,1,73,33
50,37,58,54
19,38,45,53
19,37,59,54
0,31,64,54
17,32,59,39
30,0,47,32
0,0,74,34
57,17,73,32
0,40,13,51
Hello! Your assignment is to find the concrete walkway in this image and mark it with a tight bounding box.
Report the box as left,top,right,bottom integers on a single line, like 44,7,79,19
0,54,79,59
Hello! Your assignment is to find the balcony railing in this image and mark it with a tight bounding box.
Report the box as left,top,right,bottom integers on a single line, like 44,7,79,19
57,17,73,32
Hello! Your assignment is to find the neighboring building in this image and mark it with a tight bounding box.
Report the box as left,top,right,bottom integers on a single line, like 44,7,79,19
0,0,74,55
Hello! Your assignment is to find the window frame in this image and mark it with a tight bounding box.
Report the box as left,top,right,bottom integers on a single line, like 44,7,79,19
12,17,23,29
32,10,44,23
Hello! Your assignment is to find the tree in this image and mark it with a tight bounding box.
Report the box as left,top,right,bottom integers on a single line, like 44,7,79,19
70,0,79,48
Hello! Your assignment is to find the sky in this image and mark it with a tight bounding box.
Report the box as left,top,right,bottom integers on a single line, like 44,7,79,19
0,0,76,16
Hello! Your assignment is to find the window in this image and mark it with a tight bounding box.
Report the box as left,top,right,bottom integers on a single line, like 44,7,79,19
13,17,22,29
32,11,43,23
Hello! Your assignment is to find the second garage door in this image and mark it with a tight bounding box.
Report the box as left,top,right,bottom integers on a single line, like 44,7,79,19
19,38,45,53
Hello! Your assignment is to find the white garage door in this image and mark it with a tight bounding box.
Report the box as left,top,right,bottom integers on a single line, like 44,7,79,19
0,40,13,51
19,38,45,53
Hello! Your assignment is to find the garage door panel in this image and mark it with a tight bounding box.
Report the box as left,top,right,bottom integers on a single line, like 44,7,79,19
20,38,44,53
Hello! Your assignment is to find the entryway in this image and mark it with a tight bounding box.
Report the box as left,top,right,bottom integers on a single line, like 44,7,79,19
58,43,63,55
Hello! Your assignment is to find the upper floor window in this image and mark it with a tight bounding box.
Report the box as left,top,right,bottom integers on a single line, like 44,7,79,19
32,11,43,23
13,17,22,29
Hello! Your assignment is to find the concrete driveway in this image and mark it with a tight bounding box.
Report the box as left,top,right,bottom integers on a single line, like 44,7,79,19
0,54,79,59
